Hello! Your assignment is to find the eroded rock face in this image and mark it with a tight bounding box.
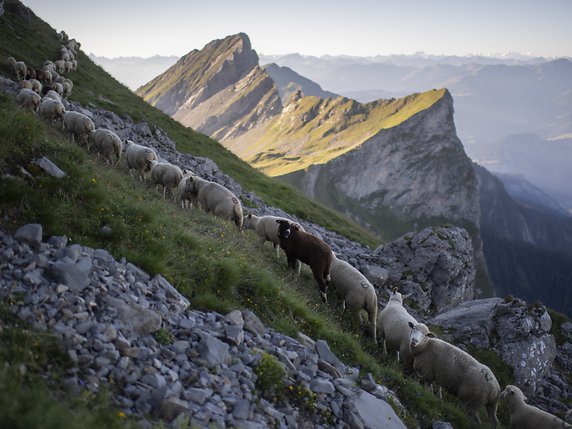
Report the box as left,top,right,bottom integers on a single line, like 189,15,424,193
363,226,476,318
431,298,557,397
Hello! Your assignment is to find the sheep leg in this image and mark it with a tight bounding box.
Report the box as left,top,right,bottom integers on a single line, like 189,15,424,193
310,265,328,303
485,402,498,429
274,243,280,259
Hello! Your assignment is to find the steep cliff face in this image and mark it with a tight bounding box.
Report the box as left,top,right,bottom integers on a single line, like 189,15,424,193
136,33,282,138
280,91,480,241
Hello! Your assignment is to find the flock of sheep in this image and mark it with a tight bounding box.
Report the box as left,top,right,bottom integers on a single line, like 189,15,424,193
7,30,572,429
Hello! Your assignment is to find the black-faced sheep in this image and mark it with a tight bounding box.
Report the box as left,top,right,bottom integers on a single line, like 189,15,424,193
501,385,572,429
37,98,65,124
329,253,378,343
378,288,418,371
7,56,27,80
123,140,158,181
276,220,332,302
15,88,41,113
147,159,184,200
90,129,123,165
408,322,500,428
187,176,243,229
63,111,95,145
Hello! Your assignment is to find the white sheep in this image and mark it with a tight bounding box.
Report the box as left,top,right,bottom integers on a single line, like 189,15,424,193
63,111,95,145
243,213,305,258
28,78,42,94
43,90,61,102
147,159,184,199
178,171,197,209
500,385,572,429
19,80,32,90
54,60,65,74
90,129,123,165
329,253,378,343
52,82,64,97
123,140,158,181
7,57,27,80
187,175,243,229
378,288,418,371
15,88,41,113
62,81,72,98
37,98,65,124
408,322,500,428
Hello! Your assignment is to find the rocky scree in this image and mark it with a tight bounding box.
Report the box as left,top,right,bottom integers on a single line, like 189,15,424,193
0,224,408,429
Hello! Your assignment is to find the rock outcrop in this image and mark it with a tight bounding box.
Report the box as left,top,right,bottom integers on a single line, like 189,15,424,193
429,298,570,416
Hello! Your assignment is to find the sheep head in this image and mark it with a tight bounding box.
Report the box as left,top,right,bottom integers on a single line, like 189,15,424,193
276,219,299,239
408,322,436,350
500,385,526,404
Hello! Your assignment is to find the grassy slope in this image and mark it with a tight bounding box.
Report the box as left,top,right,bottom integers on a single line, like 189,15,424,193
244,90,446,176
0,2,508,428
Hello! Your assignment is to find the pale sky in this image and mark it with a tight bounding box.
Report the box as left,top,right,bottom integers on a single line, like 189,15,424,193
21,0,572,59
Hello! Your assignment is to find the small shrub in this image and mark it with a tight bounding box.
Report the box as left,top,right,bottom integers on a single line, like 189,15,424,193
153,329,173,345
254,352,286,396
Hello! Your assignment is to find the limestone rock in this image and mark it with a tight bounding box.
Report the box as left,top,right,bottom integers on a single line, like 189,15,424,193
14,223,42,246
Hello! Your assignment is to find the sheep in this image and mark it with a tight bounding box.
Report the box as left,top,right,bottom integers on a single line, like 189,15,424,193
57,30,68,42
500,385,572,429
15,88,41,113
408,322,500,428
52,82,64,97
37,98,65,124
276,219,332,302
243,213,305,259
28,78,42,94
62,81,72,98
123,140,158,180
19,80,32,90
54,60,65,74
26,67,36,80
378,288,418,371
329,253,378,343
38,68,52,84
7,57,27,80
90,129,123,165
177,171,197,209
187,175,243,228
63,111,95,145
43,89,61,102
147,159,184,199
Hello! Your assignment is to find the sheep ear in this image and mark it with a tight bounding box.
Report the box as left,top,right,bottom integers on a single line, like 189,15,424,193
247,213,252,219
408,321,414,329
391,286,398,293
293,224,300,230
276,219,282,224
427,332,437,338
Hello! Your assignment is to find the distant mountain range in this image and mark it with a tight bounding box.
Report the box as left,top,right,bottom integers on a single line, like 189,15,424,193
89,54,178,90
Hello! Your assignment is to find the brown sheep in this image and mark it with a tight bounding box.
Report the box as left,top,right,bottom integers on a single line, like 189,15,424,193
276,220,332,302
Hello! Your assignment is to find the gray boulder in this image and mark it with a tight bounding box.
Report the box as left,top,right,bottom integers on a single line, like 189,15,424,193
370,226,475,317
430,297,556,396
14,223,42,246
49,261,90,292
345,390,407,429
105,296,162,336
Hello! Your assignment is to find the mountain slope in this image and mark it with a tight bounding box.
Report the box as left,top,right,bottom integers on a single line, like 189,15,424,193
263,63,338,102
475,163,572,314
